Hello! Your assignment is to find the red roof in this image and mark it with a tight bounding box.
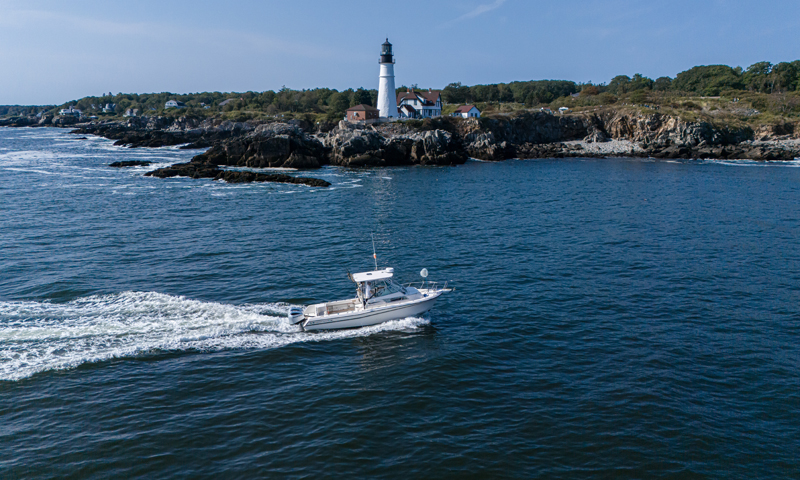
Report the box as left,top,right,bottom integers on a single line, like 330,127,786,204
454,105,478,113
419,89,441,104
346,104,379,112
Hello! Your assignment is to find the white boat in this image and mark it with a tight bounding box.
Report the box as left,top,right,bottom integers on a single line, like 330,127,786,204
288,267,450,331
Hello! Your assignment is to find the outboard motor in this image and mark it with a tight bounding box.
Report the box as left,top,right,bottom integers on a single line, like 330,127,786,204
287,306,305,324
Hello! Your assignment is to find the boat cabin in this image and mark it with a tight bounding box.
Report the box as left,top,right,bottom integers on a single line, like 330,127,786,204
352,268,416,306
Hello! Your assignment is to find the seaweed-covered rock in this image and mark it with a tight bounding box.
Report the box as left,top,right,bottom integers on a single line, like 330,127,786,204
144,160,330,187
109,160,152,167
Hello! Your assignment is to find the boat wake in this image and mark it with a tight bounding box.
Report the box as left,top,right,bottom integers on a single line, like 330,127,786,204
0,291,429,381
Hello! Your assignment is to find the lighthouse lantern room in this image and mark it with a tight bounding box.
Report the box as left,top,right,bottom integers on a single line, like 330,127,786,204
377,39,398,118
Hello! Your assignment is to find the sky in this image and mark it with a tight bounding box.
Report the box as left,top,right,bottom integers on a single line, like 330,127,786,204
1,0,799,105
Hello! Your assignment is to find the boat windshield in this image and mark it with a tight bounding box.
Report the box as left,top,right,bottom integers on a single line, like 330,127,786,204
362,279,403,299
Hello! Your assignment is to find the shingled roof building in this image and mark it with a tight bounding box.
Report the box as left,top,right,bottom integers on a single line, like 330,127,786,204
396,88,442,119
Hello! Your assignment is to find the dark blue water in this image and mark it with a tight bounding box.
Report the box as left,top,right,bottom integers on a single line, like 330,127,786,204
1,127,799,478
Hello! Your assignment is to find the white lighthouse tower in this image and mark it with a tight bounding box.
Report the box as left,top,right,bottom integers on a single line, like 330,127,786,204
377,39,397,118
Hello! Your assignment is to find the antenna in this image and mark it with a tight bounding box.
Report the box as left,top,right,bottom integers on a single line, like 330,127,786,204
371,233,378,271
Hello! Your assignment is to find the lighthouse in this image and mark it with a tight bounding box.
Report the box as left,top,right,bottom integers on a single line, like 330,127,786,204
377,39,397,118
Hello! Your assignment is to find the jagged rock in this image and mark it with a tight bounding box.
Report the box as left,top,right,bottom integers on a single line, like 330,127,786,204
213,171,330,187
455,113,587,160
71,117,256,148
109,160,152,167
194,122,326,169
599,111,753,147
51,116,79,126
0,116,39,127
144,160,329,186
324,124,467,166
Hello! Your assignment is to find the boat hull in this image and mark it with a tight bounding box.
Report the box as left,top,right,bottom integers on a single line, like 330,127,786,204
302,292,441,331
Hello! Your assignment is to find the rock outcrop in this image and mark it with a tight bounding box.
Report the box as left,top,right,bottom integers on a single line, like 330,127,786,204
194,123,326,169
450,109,799,161
5,107,797,164
324,121,468,166
70,117,257,148
453,112,588,160
144,160,330,187
109,160,152,167
0,116,42,127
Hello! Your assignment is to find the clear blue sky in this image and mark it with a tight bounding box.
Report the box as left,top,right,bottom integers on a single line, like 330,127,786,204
1,0,798,104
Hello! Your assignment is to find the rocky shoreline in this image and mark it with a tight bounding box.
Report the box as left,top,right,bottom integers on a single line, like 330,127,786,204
2,109,798,186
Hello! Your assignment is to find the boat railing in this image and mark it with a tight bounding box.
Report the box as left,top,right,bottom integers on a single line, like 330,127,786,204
403,280,450,291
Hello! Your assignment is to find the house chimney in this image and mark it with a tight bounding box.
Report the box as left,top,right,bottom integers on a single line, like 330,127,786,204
428,88,432,92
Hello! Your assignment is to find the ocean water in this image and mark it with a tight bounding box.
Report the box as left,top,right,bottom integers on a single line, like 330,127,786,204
1,127,798,478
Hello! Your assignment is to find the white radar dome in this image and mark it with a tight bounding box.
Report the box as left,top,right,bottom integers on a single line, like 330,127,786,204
420,268,429,278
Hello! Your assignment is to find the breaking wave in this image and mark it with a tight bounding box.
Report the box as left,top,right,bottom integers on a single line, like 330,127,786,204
0,292,428,381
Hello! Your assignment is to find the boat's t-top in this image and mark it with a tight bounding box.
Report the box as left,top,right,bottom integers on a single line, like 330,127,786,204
351,268,409,307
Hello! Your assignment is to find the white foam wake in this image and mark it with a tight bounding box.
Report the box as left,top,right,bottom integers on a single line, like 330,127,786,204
0,292,428,381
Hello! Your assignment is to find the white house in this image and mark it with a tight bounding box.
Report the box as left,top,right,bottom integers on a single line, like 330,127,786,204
165,100,186,109
396,88,442,119
123,108,139,117
559,107,570,114
102,103,116,113
59,106,82,117
452,105,480,118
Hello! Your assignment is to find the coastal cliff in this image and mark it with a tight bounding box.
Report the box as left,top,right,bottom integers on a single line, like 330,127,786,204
4,109,799,173
451,110,800,161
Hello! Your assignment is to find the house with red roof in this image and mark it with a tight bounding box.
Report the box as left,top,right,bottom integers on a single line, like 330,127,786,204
396,88,442,119
452,105,481,118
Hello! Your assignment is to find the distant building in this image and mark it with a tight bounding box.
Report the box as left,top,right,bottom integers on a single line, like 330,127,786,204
218,99,235,107
123,108,139,117
165,100,186,109
559,106,570,114
396,88,442,119
540,107,553,114
452,105,480,118
59,106,82,117
346,104,380,123
102,103,116,113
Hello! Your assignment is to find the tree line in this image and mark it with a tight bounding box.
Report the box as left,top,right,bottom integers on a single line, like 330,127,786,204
440,61,800,106
7,60,800,121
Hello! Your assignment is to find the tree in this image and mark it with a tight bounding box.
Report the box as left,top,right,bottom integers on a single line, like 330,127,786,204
580,85,599,96
607,75,632,94
673,65,744,95
630,73,654,91
328,92,350,114
350,88,373,107
654,77,672,91
743,61,772,92
769,62,799,93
